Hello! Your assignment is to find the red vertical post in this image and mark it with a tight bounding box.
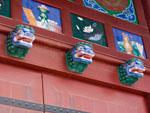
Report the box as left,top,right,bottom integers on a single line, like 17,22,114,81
142,0,150,32
104,23,116,50
11,0,22,21
134,0,148,27
146,95,150,112
61,7,73,37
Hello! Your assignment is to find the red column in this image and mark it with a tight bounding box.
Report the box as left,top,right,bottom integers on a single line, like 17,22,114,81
142,0,150,32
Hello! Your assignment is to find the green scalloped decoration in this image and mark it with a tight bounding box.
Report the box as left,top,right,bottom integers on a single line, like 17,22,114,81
66,51,88,73
117,58,145,85
117,65,138,85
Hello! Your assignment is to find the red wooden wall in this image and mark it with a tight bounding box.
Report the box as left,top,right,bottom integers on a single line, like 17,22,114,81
0,0,149,113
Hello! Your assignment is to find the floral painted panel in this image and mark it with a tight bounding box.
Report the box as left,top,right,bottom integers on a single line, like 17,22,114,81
22,0,62,33
0,0,11,17
71,14,107,47
113,28,146,59
83,0,138,24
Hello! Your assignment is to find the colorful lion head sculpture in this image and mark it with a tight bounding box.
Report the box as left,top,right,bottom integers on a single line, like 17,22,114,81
6,25,35,59
66,42,95,73
118,58,145,85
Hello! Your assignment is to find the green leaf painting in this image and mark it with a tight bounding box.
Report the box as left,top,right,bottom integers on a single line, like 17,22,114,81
0,0,11,17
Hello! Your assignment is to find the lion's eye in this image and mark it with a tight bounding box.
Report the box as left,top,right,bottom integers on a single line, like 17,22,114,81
23,28,30,32
85,48,90,52
25,32,33,37
78,46,84,50
89,49,93,53
136,61,141,65
84,46,92,52
130,62,135,66
19,31,24,36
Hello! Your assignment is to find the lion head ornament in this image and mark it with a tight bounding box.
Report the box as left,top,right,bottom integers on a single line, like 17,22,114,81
6,25,35,59
66,42,95,73
118,58,145,85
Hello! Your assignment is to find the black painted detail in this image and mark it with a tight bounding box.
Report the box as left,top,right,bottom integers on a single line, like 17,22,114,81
0,96,89,113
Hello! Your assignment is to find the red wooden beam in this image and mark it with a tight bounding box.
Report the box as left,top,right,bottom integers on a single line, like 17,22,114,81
146,94,150,112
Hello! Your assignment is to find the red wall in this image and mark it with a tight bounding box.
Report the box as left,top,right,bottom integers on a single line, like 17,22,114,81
0,32,149,113
0,0,149,113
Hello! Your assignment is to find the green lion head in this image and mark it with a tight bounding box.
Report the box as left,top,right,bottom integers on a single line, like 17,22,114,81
66,42,95,73
6,25,35,59
118,58,145,85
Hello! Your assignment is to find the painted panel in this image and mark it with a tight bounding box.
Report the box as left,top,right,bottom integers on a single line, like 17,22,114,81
83,0,138,24
71,14,107,47
22,0,62,33
113,28,146,59
0,0,11,17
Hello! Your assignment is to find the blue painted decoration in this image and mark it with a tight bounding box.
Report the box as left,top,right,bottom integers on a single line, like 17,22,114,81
83,0,138,24
22,0,62,33
113,28,146,59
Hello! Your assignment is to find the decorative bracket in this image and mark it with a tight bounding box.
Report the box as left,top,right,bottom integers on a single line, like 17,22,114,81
6,24,35,59
66,42,95,73
117,58,145,85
